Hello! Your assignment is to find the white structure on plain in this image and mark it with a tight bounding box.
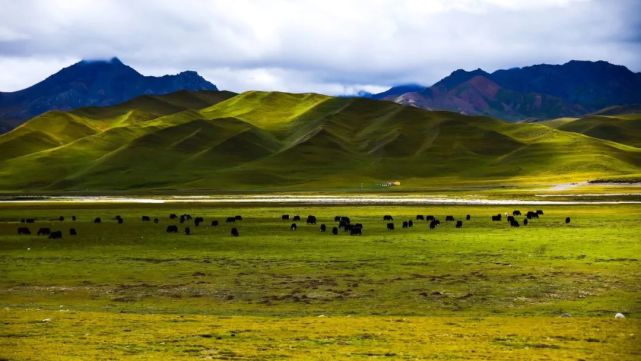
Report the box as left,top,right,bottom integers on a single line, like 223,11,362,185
615,313,625,319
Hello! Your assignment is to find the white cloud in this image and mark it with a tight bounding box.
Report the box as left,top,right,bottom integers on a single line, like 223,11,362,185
0,0,639,93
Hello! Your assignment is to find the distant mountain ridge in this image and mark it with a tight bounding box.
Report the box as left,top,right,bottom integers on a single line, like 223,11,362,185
0,57,217,132
369,60,641,120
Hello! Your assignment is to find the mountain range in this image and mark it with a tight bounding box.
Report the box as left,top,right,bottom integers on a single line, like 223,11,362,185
0,57,217,132
0,90,639,191
366,60,641,120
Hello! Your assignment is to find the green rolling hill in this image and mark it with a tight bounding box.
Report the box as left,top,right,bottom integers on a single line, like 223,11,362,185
541,113,641,148
0,90,640,192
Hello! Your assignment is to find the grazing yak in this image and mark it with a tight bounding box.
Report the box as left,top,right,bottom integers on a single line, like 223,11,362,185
38,227,51,236
425,215,435,221
281,214,290,221
211,220,219,226
332,227,339,235
185,227,191,235
416,215,424,220
350,227,362,236
334,216,341,222
320,224,326,232
194,217,204,226
231,228,239,237
456,220,463,228
429,219,440,229
72,216,77,221
142,216,151,222
466,214,471,220
94,217,102,224
523,218,528,226
116,217,124,224
166,225,178,233
513,210,521,216
291,223,297,231
526,211,538,219
37,228,51,236
69,228,77,236
387,223,394,231
226,217,236,223
402,221,409,228
17,227,31,235
536,210,544,215
507,215,515,223
48,231,62,239
293,215,301,222
565,217,571,224
306,215,317,224
445,215,455,221
491,214,502,221
169,214,177,219
235,215,243,221
58,216,65,221
384,215,393,221
510,219,520,227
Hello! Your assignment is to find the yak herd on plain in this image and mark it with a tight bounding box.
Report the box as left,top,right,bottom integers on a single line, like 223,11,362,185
13,208,571,239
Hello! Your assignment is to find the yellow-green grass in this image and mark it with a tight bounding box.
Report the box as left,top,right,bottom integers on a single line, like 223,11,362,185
1,202,640,359
1,91,640,192
541,113,641,147
2,310,638,360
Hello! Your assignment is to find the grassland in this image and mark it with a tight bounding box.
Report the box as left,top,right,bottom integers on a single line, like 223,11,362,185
1,201,639,359
0,91,640,192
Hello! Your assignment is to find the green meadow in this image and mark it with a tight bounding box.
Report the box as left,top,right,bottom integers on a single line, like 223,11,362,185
1,201,639,359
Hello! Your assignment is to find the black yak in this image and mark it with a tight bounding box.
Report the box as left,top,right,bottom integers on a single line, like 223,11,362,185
17,227,30,235
291,223,297,231
166,225,178,233
306,215,317,224
456,220,463,228
142,216,151,222
445,215,455,221
37,228,51,236
466,214,471,220
282,214,290,221
48,231,62,239
384,215,393,221
226,217,236,223
194,217,204,226
293,215,301,222
211,220,219,226
565,217,571,224
69,228,77,236
320,224,326,232
94,217,101,224
185,227,191,235
387,223,394,231
491,214,502,221
416,215,424,220
332,227,338,235
231,228,239,237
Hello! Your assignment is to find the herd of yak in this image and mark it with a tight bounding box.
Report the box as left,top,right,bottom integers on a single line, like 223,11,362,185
13,209,571,239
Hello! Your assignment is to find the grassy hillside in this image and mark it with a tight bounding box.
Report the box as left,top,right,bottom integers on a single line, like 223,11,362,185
0,90,640,191
541,113,641,148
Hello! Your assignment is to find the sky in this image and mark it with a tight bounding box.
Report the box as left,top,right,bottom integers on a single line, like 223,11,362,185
0,0,640,95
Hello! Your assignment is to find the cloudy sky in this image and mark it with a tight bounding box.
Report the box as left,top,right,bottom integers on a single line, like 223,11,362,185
1,0,640,94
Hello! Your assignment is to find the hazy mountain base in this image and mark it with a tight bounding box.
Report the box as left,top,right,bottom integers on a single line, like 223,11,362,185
0,90,640,192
